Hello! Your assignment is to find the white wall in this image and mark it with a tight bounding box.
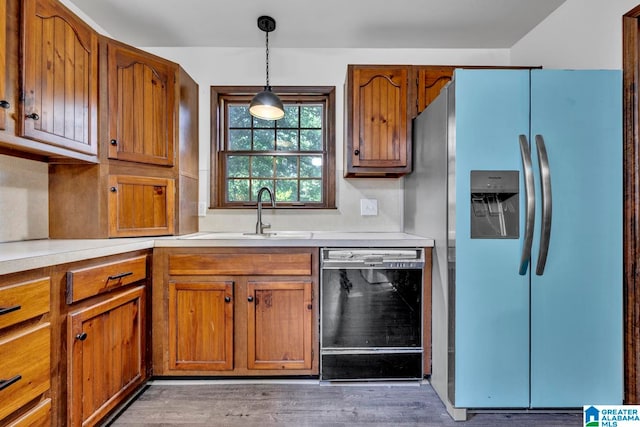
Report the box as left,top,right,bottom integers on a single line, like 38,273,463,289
147,46,509,232
511,0,638,69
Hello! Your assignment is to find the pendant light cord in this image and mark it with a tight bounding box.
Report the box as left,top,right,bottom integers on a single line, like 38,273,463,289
265,31,270,88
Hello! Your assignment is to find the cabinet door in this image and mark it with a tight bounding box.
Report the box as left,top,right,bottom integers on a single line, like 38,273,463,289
247,281,312,370
22,0,98,155
415,66,455,115
0,0,7,131
67,286,145,427
108,175,175,237
346,66,410,176
107,42,176,166
168,281,234,370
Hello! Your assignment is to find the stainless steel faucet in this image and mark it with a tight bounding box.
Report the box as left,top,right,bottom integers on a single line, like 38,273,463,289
255,187,275,235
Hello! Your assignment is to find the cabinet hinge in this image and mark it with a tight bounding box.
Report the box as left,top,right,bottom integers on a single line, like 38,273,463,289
311,349,314,361
311,289,314,301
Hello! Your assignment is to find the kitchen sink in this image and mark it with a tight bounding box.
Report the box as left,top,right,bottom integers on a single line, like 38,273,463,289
182,231,313,240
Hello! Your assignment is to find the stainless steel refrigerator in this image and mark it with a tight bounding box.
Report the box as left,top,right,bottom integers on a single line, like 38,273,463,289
404,69,622,419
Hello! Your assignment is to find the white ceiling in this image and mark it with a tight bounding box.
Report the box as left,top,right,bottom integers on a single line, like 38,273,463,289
66,0,566,49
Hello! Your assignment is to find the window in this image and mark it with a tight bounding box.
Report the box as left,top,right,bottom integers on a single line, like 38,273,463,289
211,86,335,208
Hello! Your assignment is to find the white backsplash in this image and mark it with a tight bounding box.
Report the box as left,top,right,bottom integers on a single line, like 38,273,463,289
0,154,48,242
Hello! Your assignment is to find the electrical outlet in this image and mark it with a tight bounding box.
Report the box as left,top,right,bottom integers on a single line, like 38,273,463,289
360,199,378,216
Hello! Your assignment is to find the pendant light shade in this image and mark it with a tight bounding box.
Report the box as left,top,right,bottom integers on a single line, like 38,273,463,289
249,87,284,120
250,16,285,121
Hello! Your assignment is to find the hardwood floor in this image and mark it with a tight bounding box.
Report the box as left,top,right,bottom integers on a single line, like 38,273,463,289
108,380,582,426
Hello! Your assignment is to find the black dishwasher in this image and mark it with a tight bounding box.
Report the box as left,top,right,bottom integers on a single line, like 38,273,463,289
320,248,425,381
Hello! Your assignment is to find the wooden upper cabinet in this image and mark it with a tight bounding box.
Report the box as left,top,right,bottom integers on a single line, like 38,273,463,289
414,66,455,116
0,0,7,132
345,65,412,177
106,40,176,166
22,0,98,156
108,175,175,237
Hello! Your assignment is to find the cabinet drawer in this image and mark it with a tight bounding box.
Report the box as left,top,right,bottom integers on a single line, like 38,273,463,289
0,278,50,330
67,255,147,303
6,398,51,427
169,253,313,276
0,324,50,421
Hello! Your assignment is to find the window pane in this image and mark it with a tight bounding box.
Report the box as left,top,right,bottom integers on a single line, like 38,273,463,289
254,117,275,129
228,179,249,202
214,89,334,208
300,129,322,151
227,155,250,177
276,180,298,202
276,156,298,178
300,179,322,202
229,106,251,128
251,180,274,201
300,156,322,178
254,130,275,150
278,106,299,128
229,129,251,151
252,156,275,178
276,130,299,151
301,106,322,128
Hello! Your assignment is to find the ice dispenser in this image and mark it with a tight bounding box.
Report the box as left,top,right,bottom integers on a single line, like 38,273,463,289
470,170,519,238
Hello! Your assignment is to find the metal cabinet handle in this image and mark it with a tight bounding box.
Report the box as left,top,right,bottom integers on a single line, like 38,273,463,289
247,296,254,302
0,305,21,316
225,296,231,303
110,139,117,146
110,187,117,193
519,134,535,275
108,271,133,281
76,332,88,341
535,135,552,276
0,100,10,109
26,113,39,120
354,149,360,155
0,375,21,391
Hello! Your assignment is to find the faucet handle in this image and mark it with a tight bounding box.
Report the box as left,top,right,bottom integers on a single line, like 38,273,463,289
263,222,271,230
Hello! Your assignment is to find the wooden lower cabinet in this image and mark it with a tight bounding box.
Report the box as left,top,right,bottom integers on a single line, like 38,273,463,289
0,273,51,426
168,281,234,370
154,247,319,376
247,281,313,370
67,285,146,427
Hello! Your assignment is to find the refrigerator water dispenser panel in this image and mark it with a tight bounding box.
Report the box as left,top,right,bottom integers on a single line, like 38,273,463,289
470,170,519,239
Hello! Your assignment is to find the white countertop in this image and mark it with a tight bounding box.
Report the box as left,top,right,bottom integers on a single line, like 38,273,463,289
0,232,434,275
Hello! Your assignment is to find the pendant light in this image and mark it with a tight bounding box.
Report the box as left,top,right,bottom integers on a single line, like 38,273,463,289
249,16,285,121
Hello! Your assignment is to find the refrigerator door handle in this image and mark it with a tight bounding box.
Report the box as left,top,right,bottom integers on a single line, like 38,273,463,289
534,135,552,275
519,134,535,275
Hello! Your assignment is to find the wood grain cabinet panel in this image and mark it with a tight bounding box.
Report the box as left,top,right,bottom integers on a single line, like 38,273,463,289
414,66,456,115
5,399,51,427
345,65,411,177
67,286,145,427
106,40,176,166
168,281,234,370
0,323,51,422
154,247,319,376
22,0,98,156
108,175,175,237
247,281,313,370
0,277,49,330
66,255,147,303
